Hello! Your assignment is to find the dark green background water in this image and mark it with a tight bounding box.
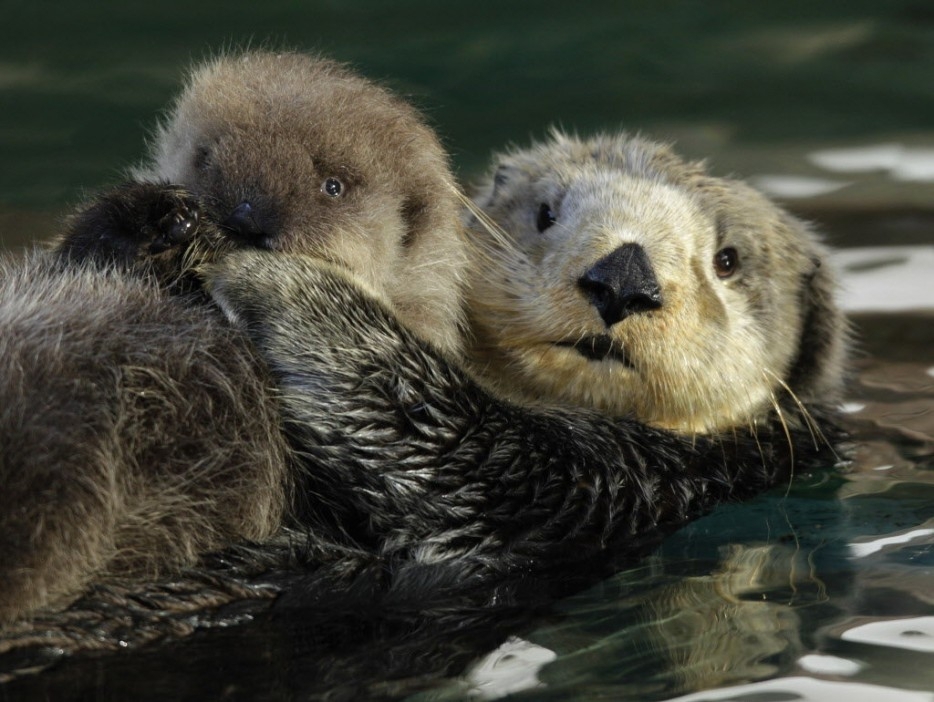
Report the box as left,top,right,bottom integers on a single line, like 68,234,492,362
4,0,934,217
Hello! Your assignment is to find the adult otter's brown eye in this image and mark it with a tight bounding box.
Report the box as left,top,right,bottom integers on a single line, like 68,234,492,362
537,203,556,232
322,177,343,197
714,247,739,278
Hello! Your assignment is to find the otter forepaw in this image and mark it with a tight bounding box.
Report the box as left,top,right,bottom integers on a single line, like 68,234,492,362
151,192,201,254
58,181,202,266
204,251,399,358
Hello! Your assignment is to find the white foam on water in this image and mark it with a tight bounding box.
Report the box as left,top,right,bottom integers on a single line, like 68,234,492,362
750,174,850,198
808,142,934,181
839,402,866,414
841,616,934,653
797,653,864,676
890,149,934,181
832,246,934,312
463,636,557,699
809,143,904,173
849,528,934,558
664,676,934,702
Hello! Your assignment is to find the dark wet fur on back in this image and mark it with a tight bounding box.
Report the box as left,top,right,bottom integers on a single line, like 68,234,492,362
0,243,843,681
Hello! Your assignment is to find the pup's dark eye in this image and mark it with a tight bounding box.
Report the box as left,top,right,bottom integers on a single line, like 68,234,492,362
322,178,343,197
537,203,556,232
714,247,739,278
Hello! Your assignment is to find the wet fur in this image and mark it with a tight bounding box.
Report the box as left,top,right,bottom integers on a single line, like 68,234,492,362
0,53,844,652
3,49,468,624
206,250,841,573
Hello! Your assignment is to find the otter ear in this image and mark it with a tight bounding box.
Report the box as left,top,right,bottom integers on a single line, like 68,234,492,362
400,195,428,249
488,163,520,205
786,245,848,402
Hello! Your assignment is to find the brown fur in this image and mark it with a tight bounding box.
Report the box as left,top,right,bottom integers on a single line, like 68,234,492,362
0,252,289,622
466,131,848,433
0,60,846,653
138,51,466,355
0,51,467,624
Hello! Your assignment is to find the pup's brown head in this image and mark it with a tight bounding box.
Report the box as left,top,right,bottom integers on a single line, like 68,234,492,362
467,131,847,432
141,51,466,354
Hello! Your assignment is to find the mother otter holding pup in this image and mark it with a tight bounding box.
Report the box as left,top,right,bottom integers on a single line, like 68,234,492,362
0,51,844,630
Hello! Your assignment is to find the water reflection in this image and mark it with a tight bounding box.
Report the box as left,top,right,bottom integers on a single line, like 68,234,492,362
409,337,934,701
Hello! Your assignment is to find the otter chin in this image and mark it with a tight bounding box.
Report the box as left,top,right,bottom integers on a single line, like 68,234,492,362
466,131,848,434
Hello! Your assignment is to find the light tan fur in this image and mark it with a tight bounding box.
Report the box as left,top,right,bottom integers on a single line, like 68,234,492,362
466,131,847,433
139,51,467,355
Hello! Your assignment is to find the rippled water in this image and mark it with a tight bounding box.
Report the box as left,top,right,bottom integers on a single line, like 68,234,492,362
1,2,933,700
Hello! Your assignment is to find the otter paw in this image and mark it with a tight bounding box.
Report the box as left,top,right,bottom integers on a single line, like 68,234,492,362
150,192,201,254
204,251,384,350
59,182,203,265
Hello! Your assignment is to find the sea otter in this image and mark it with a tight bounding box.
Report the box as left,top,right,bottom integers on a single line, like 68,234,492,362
202,250,840,574
0,49,467,624
464,131,848,433
0,52,841,637
59,51,467,356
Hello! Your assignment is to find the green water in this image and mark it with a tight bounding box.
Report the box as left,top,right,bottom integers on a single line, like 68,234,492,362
4,0,934,214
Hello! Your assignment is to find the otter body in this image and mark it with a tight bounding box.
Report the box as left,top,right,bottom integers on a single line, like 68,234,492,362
2,50,469,623
205,250,839,573
466,132,847,432
0,250,289,621
0,54,842,638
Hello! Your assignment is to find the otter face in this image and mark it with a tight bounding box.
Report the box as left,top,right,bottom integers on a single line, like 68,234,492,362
467,132,846,433
140,51,466,355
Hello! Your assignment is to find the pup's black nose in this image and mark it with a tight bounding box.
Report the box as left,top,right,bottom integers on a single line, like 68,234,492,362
578,243,662,327
221,201,264,240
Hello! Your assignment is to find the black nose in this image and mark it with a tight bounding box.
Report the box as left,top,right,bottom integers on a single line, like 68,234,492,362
221,201,265,240
578,243,663,327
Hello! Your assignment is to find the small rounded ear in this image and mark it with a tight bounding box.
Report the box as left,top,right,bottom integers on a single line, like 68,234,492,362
488,163,520,205
785,245,849,402
399,195,428,249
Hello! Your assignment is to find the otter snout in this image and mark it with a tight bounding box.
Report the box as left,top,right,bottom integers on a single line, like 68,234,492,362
221,201,270,245
578,243,662,327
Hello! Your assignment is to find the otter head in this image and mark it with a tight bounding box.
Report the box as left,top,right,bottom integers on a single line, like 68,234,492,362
467,131,847,433
139,51,466,355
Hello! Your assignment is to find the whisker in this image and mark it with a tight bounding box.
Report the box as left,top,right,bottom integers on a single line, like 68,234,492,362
451,186,517,256
763,369,838,461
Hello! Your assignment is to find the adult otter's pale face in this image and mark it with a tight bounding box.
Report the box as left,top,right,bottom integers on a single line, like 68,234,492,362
141,51,466,354
468,132,846,433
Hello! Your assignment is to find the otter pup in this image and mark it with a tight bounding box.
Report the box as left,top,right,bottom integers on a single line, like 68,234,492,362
59,51,467,356
1,50,467,623
464,131,848,433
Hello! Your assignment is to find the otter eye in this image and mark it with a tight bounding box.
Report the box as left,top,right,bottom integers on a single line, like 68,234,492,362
714,247,739,278
536,203,556,232
322,177,343,197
